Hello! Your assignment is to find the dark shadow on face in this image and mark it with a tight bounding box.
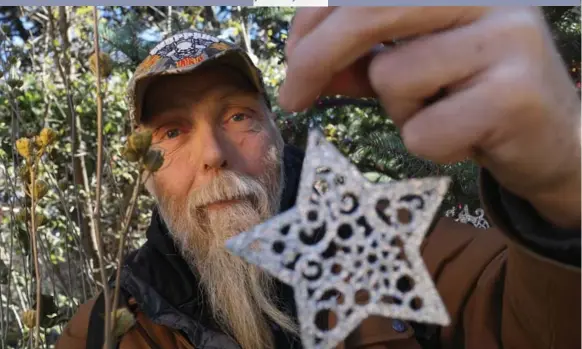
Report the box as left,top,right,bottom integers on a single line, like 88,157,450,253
141,63,263,125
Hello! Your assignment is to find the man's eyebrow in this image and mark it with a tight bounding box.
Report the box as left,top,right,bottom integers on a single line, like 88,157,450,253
145,109,190,127
218,90,260,103
143,86,260,124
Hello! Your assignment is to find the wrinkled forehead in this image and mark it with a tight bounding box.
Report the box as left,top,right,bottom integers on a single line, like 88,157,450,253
142,65,260,122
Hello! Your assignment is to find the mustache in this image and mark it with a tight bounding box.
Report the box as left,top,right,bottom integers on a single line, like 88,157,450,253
188,171,267,210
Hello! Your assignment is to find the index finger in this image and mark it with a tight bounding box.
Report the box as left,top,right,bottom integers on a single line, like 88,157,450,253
286,7,336,59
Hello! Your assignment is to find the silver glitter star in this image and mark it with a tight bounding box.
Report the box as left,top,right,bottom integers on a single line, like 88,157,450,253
226,130,451,349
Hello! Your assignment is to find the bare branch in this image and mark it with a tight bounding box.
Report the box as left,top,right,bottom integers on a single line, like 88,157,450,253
29,150,41,348
111,168,144,330
47,5,99,290
202,7,220,30
91,6,113,349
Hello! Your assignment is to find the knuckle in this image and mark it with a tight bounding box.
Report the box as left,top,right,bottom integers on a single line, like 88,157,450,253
368,52,401,98
490,65,542,120
400,126,424,156
494,9,546,54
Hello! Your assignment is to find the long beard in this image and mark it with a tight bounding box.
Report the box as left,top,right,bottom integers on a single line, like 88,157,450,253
153,146,297,349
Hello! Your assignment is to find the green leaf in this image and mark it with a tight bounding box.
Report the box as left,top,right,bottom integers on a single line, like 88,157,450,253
363,172,392,183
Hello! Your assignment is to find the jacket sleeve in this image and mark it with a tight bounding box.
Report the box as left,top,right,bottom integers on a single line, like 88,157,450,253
343,169,580,349
55,296,98,349
475,169,580,349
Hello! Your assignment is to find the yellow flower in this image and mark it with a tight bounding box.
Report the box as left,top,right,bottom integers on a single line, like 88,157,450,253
89,51,113,78
128,129,153,155
112,308,136,338
21,309,36,329
16,138,33,159
18,165,30,184
15,209,28,223
35,213,45,227
29,180,49,200
38,128,56,147
122,146,140,162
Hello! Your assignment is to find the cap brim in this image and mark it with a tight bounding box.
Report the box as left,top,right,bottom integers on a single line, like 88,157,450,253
130,49,264,125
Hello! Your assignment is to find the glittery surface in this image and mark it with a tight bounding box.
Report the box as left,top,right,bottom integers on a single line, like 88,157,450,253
226,130,451,349
445,205,490,229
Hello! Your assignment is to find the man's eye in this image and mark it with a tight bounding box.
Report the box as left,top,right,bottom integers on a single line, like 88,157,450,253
165,129,181,139
231,113,249,122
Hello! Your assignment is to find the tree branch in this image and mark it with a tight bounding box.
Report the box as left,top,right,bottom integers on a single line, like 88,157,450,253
91,7,113,349
111,168,144,330
355,158,402,180
28,160,41,349
202,7,220,30
58,7,69,75
47,4,99,297
233,7,257,64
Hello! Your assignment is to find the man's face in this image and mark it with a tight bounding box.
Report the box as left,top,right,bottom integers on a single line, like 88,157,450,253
138,64,292,348
143,62,282,246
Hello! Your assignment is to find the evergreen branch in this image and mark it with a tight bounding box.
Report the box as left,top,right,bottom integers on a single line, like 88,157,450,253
355,158,402,180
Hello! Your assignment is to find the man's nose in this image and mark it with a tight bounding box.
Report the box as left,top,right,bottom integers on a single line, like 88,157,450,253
197,126,228,172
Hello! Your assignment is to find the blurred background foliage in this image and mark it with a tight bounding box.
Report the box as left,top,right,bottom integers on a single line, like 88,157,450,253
0,6,579,348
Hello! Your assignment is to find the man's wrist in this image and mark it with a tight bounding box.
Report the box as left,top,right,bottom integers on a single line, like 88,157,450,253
529,195,580,230
526,173,581,230
480,168,580,267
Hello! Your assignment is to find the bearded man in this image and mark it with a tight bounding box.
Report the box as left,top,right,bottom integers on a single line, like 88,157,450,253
57,7,580,349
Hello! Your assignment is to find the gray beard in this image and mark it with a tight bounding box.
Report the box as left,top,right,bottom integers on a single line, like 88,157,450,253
150,147,297,349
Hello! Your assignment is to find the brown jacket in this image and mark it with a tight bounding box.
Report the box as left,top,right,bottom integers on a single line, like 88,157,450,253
57,172,580,349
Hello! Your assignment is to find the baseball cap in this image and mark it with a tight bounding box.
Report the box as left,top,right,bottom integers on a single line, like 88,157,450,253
126,29,269,125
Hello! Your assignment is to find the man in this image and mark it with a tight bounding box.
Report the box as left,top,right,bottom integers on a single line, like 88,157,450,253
57,7,580,349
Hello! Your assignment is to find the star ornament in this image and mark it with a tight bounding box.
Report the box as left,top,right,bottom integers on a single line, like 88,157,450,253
226,130,451,349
